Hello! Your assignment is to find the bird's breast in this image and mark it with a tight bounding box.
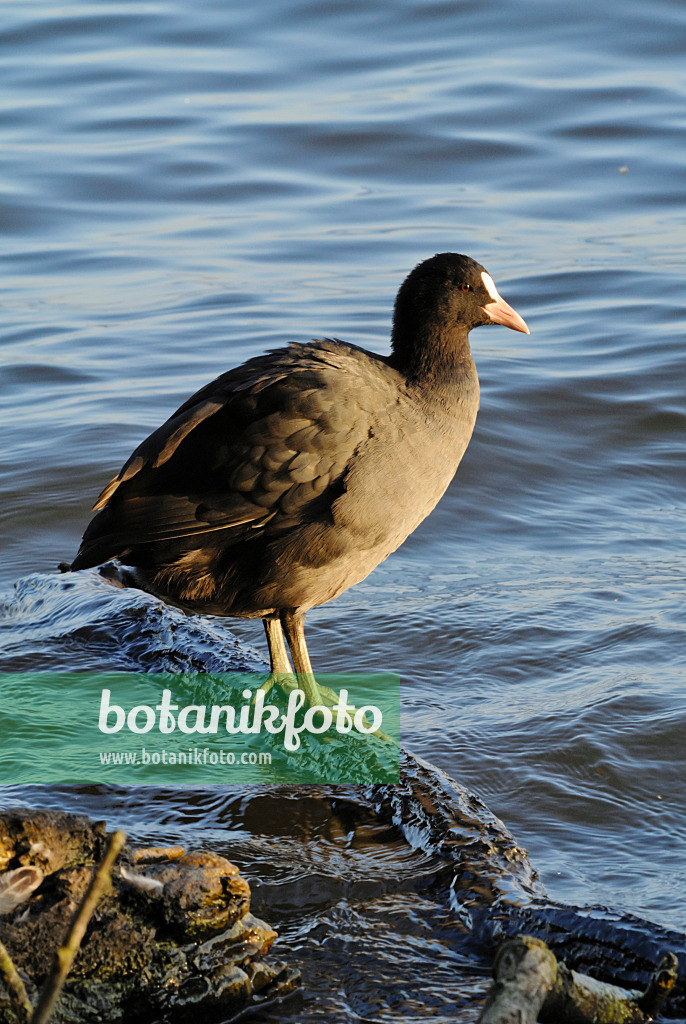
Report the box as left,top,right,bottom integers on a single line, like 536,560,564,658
331,378,479,555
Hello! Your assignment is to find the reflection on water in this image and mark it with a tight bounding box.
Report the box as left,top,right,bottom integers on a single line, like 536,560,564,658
2,0,686,1018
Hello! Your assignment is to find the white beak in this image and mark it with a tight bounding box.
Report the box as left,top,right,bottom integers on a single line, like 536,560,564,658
481,271,530,335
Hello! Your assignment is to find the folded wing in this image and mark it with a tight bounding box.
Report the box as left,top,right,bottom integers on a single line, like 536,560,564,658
71,341,391,570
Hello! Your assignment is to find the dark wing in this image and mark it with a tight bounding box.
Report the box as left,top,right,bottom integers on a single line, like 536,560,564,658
71,341,391,569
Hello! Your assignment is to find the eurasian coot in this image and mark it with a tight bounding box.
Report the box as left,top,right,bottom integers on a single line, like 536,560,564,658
70,253,529,707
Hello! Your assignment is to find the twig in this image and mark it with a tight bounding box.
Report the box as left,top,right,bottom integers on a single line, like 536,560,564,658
0,937,32,1024
30,829,126,1024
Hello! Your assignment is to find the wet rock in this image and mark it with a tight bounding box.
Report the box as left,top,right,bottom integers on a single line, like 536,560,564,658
0,809,300,1023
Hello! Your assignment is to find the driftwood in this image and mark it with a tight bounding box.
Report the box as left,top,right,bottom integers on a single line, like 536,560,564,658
478,935,678,1024
478,936,557,1024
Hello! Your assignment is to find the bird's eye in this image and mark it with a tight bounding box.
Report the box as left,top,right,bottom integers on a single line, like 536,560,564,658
461,283,471,293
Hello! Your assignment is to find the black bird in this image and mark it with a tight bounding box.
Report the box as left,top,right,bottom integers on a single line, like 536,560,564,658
70,253,529,707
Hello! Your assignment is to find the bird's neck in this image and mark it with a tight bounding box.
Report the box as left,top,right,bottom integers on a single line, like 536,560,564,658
389,323,474,388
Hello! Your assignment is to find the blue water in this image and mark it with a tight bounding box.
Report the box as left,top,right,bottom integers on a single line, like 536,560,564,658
2,0,686,1018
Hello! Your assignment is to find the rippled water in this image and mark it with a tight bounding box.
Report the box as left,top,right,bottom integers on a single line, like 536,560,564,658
2,0,686,1018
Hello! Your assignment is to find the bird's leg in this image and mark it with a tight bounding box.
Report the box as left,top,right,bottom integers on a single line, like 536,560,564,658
265,616,292,674
277,611,393,743
280,606,397,745
255,618,296,698
279,610,325,708
280,610,344,710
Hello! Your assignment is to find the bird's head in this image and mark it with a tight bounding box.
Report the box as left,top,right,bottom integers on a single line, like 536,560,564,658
393,252,529,344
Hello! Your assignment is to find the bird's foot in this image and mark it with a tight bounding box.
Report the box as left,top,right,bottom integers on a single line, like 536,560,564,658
254,674,392,743
254,672,298,700
303,681,393,742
